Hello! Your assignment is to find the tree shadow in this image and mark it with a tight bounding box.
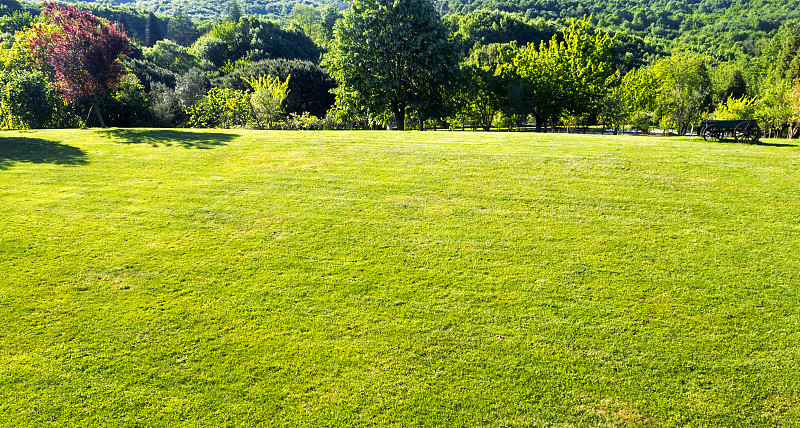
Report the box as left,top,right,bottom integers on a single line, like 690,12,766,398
101,129,235,149
754,141,798,148
0,136,88,170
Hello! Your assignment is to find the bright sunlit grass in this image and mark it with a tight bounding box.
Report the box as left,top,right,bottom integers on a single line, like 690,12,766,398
1,128,799,426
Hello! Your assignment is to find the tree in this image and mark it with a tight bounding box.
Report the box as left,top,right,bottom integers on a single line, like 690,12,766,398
30,3,129,128
190,17,320,71
167,12,200,47
509,17,617,132
456,56,505,130
0,70,59,128
227,0,242,23
755,79,792,138
601,66,657,133
144,39,197,74
247,74,290,129
448,10,556,55
287,5,323,46
787,79,800,138
324,0,459,130
145,12,164,47
220,58,336,117
319,5,343,49
652,53,711,135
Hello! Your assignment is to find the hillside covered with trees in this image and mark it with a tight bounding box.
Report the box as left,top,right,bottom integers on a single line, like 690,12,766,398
45,0,800,57
2,0,800,137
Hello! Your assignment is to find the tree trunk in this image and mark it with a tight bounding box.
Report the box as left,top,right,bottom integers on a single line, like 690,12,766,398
393,103,405,131
418,116,424,131
93,100,107,128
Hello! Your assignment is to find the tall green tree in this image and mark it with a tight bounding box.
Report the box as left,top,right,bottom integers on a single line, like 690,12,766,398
601,66,657,133
227,0,242,23
510,17,616,131
167,12,200,47
0,70,60,129
324,0,459,130
145,12,164,47
652,53,711,135
455,44,509,131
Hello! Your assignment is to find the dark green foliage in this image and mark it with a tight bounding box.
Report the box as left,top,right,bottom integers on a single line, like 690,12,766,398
166,12,200,46
192,17,321,70
98,75,152,127
609,31,662,72
227,0,242,22
145,12,164,47
723,69,748,100
448,10,557,52
123,58,177,92
238,17,320,62
220,59,335,117
45,0,800,64
77,4,153,44
0,0,22,17
0,71,60,129
0,10,32,34
325,0,460,130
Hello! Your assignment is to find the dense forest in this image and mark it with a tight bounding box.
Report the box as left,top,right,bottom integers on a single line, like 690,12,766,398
2,0,800,137
47,0,800,58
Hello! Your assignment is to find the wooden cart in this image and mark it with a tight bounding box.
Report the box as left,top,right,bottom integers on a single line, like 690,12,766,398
700,119,761,144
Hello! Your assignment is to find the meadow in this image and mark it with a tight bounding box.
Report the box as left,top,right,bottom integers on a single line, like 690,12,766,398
1,129,798,426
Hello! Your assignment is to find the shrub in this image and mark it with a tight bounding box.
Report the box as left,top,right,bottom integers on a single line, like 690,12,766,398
220,59,335,117
176,68,210,108
0,70,60,129
287,112,323,130
150,82,183,127
247,74,290,129
99,74,152,127
187,87,252,128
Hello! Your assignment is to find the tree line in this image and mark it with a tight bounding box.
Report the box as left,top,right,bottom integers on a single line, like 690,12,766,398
2,0,800,137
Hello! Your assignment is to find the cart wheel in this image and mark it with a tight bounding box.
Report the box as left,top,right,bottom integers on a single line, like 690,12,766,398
734,121,761,144
702,125,722,142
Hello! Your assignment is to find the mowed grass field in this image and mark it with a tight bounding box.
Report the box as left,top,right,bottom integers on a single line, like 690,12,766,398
1,128,799,426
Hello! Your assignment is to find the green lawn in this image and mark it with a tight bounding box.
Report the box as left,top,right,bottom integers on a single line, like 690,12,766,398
1,128,799,426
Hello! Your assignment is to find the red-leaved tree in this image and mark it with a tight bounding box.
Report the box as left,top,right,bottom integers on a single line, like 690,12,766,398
30,3,129,128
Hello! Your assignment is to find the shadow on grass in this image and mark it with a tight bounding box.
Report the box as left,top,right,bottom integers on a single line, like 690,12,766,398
0,136,88,170
755,141,798,148
102,129,235,149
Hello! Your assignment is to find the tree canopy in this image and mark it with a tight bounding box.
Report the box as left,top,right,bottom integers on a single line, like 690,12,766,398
30,2,130,128
324,0,459,130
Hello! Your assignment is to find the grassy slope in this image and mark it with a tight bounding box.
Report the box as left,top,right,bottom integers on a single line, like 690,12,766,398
0,129,798,426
